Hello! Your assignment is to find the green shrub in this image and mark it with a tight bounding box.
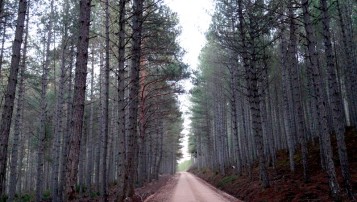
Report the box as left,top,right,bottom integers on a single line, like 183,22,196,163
90,191,100,198
42,190,51,200
19,193,33,202
0,194,8,202
217,175,238,188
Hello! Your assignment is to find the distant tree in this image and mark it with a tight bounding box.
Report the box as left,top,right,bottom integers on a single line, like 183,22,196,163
52,0,72,200
36,1,54,200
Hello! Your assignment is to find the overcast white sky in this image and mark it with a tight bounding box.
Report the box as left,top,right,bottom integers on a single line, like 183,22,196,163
164,0,214,162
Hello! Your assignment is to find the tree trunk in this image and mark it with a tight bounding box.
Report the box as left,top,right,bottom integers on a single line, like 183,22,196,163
287,0,309,182
231,67,242,174
280,33,296,172
8,6,29,200
36,2,54,199
116,1,127,200
237,0,269,188
0,15,6,79
302,0,340,199
86,47,95,194
336,0,357,125
0,0,27,197
52,2,68,201
102,0,110,200
125,0,144,198
320,0,353,198
64,0,92,199
59,45,74,200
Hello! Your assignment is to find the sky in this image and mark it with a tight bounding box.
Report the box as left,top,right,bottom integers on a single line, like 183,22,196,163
164,0,215,162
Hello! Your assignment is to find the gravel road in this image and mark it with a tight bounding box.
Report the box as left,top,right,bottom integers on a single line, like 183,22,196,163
145,172,241,202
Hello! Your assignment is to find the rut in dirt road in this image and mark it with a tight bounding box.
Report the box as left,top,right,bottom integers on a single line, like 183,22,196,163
146,172,241,202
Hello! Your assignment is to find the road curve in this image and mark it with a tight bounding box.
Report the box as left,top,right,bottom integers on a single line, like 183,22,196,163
170,172,239,202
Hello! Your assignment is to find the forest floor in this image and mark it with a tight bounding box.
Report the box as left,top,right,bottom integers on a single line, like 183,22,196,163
69,128,357,201
189,127,357,201
70,174,174,201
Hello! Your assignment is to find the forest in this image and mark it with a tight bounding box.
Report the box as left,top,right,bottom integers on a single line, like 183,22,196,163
0,0,187,201
188,0,357,201
0,0,356,201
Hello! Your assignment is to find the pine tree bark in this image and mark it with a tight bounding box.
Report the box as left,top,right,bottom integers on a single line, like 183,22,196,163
102,0,110,200
52,1,70,201
0,15,6,78
287,0,309,182
64,0,92,199
125,0,144,198
280,32,296,172
320,0,353,198
237,0,269,188
0,0,27,197
230,66,242,174
8,6,29,200
97,50,104,193
36,3,54,199
59,45,74,200
302,0,340,199
116,1,127,200
336,0,357,125
86,47,95,194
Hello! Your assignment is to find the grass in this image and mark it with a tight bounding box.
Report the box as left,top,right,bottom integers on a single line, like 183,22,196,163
217,175,238,188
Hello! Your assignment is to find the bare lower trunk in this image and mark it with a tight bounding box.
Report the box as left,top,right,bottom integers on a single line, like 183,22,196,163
287,0,309,182
59,45,74,200
321,0,353,198
52,1,70,201
116,3,127,193
8,7,29,200
86,48,95,194
250,78,270,188
0,0,27,196
64,0,92,200
36,3,54,199
125,0,144,198
302,0,340,199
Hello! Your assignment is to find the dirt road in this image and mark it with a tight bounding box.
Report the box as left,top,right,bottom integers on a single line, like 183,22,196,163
145,172,240,202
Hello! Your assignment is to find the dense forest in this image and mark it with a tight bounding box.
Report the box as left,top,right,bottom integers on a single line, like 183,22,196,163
0,0,187,201
189,0,356,200
1,0,357,201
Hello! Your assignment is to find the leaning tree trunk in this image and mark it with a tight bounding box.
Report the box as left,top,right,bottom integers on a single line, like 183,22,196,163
336,0,357,125
320,0,353,198
8,6,29,200
0,0,27,197
301,0,340,199
64,0,92,200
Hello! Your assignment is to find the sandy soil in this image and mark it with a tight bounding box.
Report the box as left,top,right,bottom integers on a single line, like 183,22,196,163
146,172,240,202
